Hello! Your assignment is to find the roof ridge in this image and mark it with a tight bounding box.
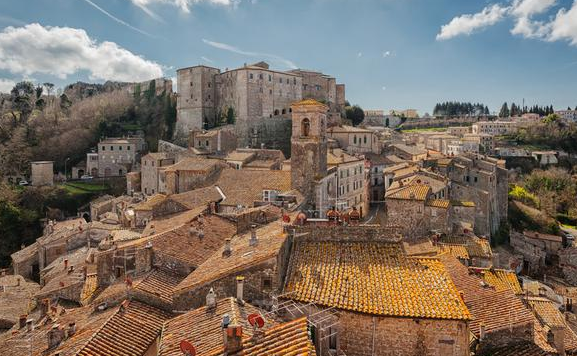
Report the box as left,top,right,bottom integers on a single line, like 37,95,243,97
74,303,122,355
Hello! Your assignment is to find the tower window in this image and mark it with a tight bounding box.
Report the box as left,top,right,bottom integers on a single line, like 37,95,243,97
301,118,311,137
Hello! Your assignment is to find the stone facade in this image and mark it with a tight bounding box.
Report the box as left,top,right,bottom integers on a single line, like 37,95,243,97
290,100,328,206
89,136,145,177
189,127,237,154
31,161,54,186
175,62,345,145
140,153,175,196
327,126,380,154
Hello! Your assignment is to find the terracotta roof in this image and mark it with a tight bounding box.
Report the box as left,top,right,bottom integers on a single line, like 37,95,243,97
225,151,255,162
164,157,223,172
216,169,292,207
439,254,533,338
385,184,431,201
10,241,39,262
291,99,328,109
133,194,167,211
402,238,438,257
174,217,289,293
477,341,553,356
451,201,476,207
328,125,372,133
527,297,577,352
168,186,223,210
438,243,470,260
327,149,363,166
158,298,278,356
134,269,185,305
80,274,98,305
468,267,523,295
141,207,207,237
284,240,471,320
426,199,450,209
440,235,492,259
75,300,171,356
391,143,427,156
222,317,315,356
0,275,40,325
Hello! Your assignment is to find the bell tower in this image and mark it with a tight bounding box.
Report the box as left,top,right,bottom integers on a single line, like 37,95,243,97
290,99,328,204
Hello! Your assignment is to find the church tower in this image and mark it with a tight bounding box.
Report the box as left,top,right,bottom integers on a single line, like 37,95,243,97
290,99,328,204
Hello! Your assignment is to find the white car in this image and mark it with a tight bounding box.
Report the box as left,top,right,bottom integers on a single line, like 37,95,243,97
80,175,93,180
18,180,29,186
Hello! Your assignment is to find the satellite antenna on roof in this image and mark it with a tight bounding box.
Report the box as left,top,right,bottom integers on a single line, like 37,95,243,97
248,313,265,329
179,340,196,356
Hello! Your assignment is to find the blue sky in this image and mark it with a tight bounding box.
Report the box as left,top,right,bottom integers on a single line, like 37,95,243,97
0,0,576,114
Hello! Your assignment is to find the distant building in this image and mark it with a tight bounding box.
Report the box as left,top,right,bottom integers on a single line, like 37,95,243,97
188,126,237,155
363,110,402,127
140,152,175,195
30,161,54,186
472,121,518,135
327,125,380,154
556,110,577,122
86,136,145,177
390,108,419,118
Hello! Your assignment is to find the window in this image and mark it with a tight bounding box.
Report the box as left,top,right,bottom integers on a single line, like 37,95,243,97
119,169,123,175
249,73,253,79
102,146,105,151
279,78,283,83
301,118,311,137
208,94,211,100
303,84,308,90
282,109,286,115
262,276,272,289
293,78,297,85
286,78,289,84
152,161,155,167
208,82,211,88
364,136,367,144
119,146,122,150
110,146,114,151
259,73,263,80
354,135,357,144
269,89,272,95
268,75,272,81
474,177,478,183
374,178,378,185
190,82,193,86
127,146,130,150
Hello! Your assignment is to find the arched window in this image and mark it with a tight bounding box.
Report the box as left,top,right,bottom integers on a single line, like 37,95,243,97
302,118,311,137
364,136,367,144
282,109,286,115
274,109,279,116
353,135,357,144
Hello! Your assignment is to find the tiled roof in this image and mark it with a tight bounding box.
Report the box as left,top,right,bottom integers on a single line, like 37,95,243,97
164,157,224,172
134,269,185,305
439,254,533,337
80,274,98,305
385,184,431,201
468,267,523,295
426,199,450,209
391,143,427,156
440,235,492,259
402,238,438,257
328,125,372,133
0,275,40,325
216,169,292,207
158,297,278,356
291,99,328,108
76,300,171,356
223,317,315,356
141,207,206,236
168,186,223,210
327,149,363,165
477,341,553,356
133,194,167,211
143,152,170,160
10,241,39,262
174,217,289,293
438,243,470,260
451,200,476,207
284,240,471,320
225,151,255,162
527,298,577,353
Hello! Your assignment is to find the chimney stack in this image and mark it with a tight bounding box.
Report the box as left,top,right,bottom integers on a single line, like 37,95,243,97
16,277,20,287
479,323,486,341
224,323,243,354
64,259,69,270
222,239,232,258
236,276,245,301
552,326,566,356
19,315,27,329
249,225,258,247
47,324,65,349
206,288,217,309
26,319,34,332
68,322,76,337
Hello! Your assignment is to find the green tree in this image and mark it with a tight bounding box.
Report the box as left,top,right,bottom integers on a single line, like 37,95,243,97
345,105,365,126
59,93,72,112
10,81,35,120
542,113,560,124
499,102,510,118
226,107,235,124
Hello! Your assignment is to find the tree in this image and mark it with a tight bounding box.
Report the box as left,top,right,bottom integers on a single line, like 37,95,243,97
345,105,365,126
499,102,510,118
226,107,235,125
10,81,35,121
542,113,560,124
35,85,43,100
59,93,72,112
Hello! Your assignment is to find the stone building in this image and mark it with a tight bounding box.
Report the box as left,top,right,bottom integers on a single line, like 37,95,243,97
30,161,54,186
175,61,345,145
446,154,508,238
140,152,175,195
389,143,428,162
327,148,367,215
162,157,227,195
472,121,519,135
282,226,471,356
511,230,563,274
364,153,390,203
363,110,402,127
223,148,286,170
189,126,237,155
86,136,145,177
327,125,380,154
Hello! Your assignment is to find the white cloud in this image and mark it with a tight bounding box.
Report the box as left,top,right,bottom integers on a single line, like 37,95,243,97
381,86,387,91
0,24,163,82
511,0,556,18
202,39,297,69
81,0,156,38
436,4,509,40
382,51,391,57
0,78,15,93
547,1,577,45
357,52,363,57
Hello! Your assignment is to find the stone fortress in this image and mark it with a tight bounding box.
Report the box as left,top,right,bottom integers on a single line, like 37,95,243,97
175,61,346,148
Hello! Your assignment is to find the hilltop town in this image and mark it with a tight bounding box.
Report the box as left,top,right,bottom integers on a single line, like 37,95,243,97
2,60,577,356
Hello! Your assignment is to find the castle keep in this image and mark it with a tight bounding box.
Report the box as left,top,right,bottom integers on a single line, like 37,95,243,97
175,61,346,145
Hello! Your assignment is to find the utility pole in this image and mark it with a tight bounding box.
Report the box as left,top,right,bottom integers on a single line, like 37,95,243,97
64,157,70,181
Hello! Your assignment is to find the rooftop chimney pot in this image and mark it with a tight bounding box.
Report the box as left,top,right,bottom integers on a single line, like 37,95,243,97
222,239,232,258
236,276,245,301
206,288,217,309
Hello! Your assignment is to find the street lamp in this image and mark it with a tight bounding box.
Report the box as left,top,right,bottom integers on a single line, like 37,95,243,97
64,157,70,181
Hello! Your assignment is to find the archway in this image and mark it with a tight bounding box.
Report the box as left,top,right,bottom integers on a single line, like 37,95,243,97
301,118,311,137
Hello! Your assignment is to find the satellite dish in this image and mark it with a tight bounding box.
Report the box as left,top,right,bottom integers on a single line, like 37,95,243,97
180,340,196,356
248,313,265,329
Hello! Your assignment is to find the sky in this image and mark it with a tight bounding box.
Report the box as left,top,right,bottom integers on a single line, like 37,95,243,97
0,0,576,115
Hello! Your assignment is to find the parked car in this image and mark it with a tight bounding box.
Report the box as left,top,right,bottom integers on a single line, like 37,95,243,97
18,180,29,186
80,175,93,180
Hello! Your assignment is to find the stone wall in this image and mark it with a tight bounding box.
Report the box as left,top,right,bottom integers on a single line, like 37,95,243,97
385,199,429,238
31,162,54,186
336,312,469,356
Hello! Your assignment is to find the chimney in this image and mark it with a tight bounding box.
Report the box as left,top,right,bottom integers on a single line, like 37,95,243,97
249,225,258,246
68,265,74,274
236,276,245,301
41,299,50,317
26,319,34,332
16,277,20,287
19,314,27,329
47,324,65,349
479,322,486,341
206,288,217,309
82,266,87,280
64,259,68,270
68,322,76,337
551,326,566,356
224,323,243,354
222,239,232,258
